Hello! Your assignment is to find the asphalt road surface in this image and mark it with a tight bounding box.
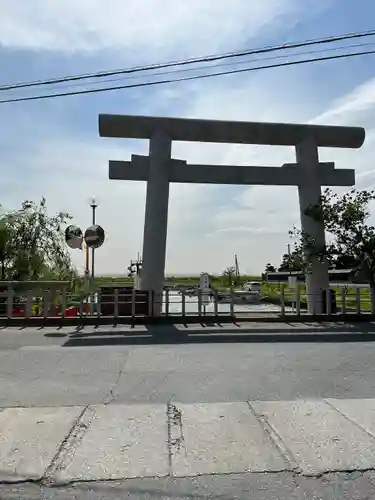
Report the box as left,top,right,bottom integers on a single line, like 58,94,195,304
1,322,375,407
2,322,375,499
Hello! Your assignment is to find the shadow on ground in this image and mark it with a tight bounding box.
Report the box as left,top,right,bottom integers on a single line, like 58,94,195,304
48,322,375,347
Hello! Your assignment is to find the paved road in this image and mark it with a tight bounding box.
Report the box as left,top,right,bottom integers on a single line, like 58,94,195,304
2,322,375,499
1,323,375,407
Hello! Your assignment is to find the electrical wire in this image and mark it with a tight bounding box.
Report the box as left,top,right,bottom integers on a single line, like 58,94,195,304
7,40,373,94
1,49,374,105
1,28,375,92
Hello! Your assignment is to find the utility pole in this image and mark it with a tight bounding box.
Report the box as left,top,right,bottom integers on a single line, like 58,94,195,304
90,197,98,279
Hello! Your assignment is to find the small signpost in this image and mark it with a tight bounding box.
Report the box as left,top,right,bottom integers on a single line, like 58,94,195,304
199,272,211,314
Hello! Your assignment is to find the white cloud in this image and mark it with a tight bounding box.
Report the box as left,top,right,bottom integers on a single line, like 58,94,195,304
312,76,375,126
0,69,317,275
0,0,296,58
0,135,223,275
6,62,375,275
1,0,373,276
3,65,374,275
169,69,375,273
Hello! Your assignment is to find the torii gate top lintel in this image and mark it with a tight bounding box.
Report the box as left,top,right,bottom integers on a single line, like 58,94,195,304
99,113,365,149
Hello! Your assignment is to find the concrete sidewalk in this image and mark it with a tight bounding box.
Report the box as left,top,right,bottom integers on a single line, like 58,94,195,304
2,398,375,485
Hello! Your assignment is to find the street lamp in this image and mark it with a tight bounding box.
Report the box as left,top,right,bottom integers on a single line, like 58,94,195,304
90,197,98,225
90,197,98,279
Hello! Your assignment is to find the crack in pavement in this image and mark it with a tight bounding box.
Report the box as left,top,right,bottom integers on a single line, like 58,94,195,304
102,368,124,406
42,405,97,486
168,402,186,472
3,469,375,490
247,401,299,473
102,354,132,406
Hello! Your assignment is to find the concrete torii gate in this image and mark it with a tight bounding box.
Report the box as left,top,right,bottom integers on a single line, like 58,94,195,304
99,114,365,314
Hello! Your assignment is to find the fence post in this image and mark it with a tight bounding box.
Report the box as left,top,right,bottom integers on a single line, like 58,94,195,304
280,286,285,316
165,289,169,317
295,286,301,316
79,296,85,318
197,289,202,317
213,290,219,316
25,290,33,319
6,286,13,319
151,290,161,316
131,288,136,318
88,293,94,316
356,287,361,315
326,288,332,316
148,290,153,317
229,292,234,317
61,287,67,319
340,288,346,314
96,290,101,317
42,290,50,318
181,290,186,317
371,287,375,315
114,288,119,319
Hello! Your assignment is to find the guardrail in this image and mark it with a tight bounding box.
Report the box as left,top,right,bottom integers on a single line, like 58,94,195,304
274,286,374,315
0,282,373,323
0,286,236,319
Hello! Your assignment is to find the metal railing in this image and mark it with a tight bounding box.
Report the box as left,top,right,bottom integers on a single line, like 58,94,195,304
272,285,373,315
0,281,373,321
0,286,237,319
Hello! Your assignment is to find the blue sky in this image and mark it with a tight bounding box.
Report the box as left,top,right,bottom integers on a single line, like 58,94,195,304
0,0,375,275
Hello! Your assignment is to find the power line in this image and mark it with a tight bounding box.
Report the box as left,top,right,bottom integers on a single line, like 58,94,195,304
9,40,374,94
1,29,375,92
1,49,374,105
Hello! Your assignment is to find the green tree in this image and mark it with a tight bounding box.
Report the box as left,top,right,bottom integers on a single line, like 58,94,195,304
278,246,304,272
222,266,236,288
0,215,15,279
292,188,375,309
264,263,276,273
0,198,76,281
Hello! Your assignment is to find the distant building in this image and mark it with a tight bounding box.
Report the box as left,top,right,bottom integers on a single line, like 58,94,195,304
265,269,358,284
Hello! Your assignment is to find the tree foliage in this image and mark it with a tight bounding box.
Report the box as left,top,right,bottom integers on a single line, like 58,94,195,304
222,266,236,287
318,188,375,284
0,198,77,281
0,218,14,280
264,263,276,273
278,246,304,272
289,187,375,285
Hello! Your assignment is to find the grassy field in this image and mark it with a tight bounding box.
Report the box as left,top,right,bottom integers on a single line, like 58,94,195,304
94,275,262,286
261,282,372,311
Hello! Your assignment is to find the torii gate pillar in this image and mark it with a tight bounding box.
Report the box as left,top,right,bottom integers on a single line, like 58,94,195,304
141,130,171,305
296,136,328,313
